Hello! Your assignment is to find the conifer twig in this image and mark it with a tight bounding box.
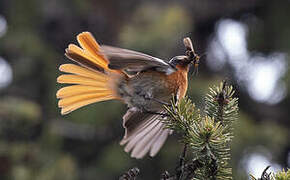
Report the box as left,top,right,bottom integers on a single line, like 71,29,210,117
176,144,188,179
161,81,238,180
119,167,140,180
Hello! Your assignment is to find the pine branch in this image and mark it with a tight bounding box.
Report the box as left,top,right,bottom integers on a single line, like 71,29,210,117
162,81,238,180
119,167,140,180
205,80,238,134
274,168,290,180
160,160,203,180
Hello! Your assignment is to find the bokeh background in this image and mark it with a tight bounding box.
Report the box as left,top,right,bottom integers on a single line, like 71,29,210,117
0,0,289,179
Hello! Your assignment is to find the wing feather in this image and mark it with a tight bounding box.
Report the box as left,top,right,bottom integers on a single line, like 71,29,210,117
120,108,170,158
101,45,176,74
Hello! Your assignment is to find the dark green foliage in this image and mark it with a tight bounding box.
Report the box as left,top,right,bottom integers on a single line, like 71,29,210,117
274,169,290,180
205,81,239,134
119,167,140,180
163,81,238,179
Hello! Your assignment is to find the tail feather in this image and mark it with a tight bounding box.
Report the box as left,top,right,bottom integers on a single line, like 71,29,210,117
56,85,109,98
58,92,114,107
65,44,105,72
60,94,115,115
57,32,124,115
57,74,107,87
59,64,108,81
77,32,108,65
69,42,107,69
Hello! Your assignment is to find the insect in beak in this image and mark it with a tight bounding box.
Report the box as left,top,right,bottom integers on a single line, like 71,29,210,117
192,55,200,75
183,37,201,76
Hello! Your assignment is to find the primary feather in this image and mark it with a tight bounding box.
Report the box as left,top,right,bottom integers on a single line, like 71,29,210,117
121,108,171,159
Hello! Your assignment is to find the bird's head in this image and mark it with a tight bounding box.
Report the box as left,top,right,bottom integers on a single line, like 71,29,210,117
169,37,200,74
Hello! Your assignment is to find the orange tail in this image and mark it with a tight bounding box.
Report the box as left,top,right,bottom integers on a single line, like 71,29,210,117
57,32,123,115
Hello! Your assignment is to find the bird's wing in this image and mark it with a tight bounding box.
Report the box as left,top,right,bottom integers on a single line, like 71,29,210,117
101,45,176,74
120,108,172,159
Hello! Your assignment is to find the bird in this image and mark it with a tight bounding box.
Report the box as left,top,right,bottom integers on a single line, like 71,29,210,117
56,32,200,159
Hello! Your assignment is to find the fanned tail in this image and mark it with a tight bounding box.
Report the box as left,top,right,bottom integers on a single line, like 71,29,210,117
57,32,124,115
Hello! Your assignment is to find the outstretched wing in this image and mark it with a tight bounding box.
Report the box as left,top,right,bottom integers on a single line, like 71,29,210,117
101,45,176,74
120,108,172,159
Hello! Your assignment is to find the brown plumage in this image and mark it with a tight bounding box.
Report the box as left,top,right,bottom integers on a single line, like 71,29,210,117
57,32,197,159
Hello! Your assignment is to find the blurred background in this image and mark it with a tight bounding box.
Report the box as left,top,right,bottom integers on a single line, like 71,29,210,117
0,0,289,179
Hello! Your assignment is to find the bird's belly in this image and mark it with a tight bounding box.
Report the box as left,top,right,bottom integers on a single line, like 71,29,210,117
117,72,176,111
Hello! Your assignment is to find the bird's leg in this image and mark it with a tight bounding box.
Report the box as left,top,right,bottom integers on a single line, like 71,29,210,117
176,144,188,180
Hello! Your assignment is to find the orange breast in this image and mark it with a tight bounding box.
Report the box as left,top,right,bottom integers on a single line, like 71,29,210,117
163,65,189,99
